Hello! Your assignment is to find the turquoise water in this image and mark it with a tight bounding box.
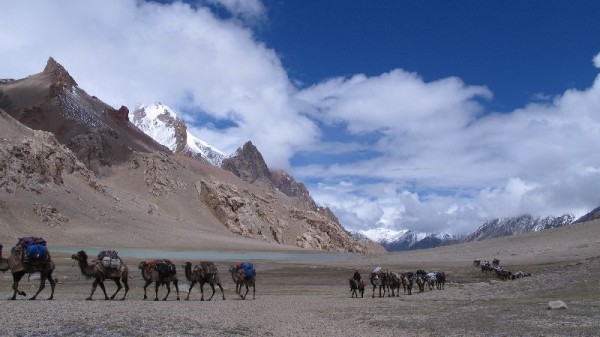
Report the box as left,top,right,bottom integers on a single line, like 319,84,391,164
53,246,351,261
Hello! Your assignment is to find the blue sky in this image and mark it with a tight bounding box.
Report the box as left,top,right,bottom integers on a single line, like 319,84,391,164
1,0,600,234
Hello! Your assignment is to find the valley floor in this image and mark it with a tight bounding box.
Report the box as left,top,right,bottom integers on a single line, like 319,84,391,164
0,251,598,337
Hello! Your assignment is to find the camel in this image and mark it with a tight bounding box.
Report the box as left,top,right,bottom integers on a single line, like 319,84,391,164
401,273,413,295
138,260,180,301
436,272,446,289
182,262,225,301
370,272,386,298
349,279,365,298
387,272,402,297
71,250,129,300
0,243,56,300
229,266,256,300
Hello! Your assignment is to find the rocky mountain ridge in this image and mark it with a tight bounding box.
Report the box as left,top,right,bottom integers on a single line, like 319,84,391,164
360,213,578,252
463,214,576,242
0,57,373,253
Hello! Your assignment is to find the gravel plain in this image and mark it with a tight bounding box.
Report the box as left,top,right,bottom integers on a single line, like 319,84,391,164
1,221,600,336
1,247,599,337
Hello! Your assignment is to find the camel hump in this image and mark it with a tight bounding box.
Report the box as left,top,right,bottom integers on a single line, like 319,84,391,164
198,261,218,274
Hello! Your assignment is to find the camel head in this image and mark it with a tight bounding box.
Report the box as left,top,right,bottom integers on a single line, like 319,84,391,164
138,261,148,270
71,250,88,262
182,262,192,270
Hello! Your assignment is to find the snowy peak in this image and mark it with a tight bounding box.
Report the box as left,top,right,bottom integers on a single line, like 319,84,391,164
130,103,225,166
354,227,457,251
463,214,575,242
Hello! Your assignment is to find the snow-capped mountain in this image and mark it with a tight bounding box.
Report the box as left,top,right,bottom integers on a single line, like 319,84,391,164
353,227,457,251
130,103,225,166
463,214,575,242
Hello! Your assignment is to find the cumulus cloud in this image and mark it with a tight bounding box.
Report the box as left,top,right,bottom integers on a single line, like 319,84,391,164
299,65,600,235
2,1,599,235
0,0,317,168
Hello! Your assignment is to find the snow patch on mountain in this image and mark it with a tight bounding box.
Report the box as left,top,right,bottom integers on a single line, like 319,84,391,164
130,103,225,166
130,103,178,151
352,227,456,251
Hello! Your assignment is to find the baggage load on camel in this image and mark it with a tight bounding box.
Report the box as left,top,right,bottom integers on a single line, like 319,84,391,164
26,244,47,261
200,261,218,274
373,267,382,274
17,237,49,264
18,236,47,247
241,261,256,277
155,259,176,277
98,250,122,270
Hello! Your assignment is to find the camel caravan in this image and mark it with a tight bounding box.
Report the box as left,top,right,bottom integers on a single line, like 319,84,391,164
349,267,447,298
476,259,533,281
0,238,258,301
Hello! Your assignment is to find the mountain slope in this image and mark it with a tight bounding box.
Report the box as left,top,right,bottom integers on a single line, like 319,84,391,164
0,57,168,175
0,58,372,253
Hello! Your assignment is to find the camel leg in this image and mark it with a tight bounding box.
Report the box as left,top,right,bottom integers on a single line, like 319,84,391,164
155,282,160,301
217,282,225,300
143,279,151,300
252,283,255,300
47,271,56,300
98,281,110,300
110,279,122,300
162,283,171,301
241,283,248,300
207,283,215,301
121,278,129,300
10,272,26,300
173,279,180,300
200,282,206,301
29,274,47,300
185,281,195,300
86,279,98,300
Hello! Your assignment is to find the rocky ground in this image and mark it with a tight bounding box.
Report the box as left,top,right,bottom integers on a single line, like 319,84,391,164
0,246,598,337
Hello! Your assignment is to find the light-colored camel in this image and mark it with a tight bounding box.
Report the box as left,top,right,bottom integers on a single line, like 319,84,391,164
71,250,129,300
370,272,386,298
0,243,56,300
182,262,225,301
229,266,256,300
138,260,180,301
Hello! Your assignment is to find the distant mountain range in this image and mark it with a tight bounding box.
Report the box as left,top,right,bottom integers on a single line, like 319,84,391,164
355,212,592,252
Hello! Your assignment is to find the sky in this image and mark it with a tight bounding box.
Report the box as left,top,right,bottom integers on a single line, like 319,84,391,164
1,0,600,235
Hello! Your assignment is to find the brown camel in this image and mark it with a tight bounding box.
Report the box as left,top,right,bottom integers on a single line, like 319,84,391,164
0,243,56,300
182,262,225,301
71,250,129,300
138,260,180,301
229,266,256,300
349,279,365,298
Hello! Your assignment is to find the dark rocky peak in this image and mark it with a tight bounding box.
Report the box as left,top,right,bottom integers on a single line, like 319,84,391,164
106,105,130,122
222,141,271,184
271,169,317,209
43,57,77,87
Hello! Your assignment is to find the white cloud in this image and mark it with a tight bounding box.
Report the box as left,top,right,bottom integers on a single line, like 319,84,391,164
302,68,600,235
2,1,599,235
0,0,317,168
